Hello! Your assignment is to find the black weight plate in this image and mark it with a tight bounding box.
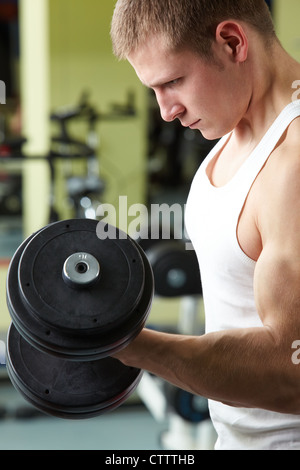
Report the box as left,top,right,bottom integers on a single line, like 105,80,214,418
6,323,142,419
7,219,154,360
19,219,144,330
6,230,40,341
147,242,202,298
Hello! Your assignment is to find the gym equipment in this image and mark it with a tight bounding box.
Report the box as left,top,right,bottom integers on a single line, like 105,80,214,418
164,383,209,424
49,91,136,221
6,218,154,419
145,241,202,297
138,227,202,298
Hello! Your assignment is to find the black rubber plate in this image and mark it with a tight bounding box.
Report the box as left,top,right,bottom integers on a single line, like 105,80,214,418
6,323,142,420
7,219,154,360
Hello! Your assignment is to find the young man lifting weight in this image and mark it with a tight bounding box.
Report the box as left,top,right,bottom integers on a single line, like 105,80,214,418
110,0,300,450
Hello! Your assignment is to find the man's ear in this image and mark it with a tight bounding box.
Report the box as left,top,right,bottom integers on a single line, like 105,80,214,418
215,21,248,63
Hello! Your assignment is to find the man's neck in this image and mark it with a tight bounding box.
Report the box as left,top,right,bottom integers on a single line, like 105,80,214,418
234,40,300,147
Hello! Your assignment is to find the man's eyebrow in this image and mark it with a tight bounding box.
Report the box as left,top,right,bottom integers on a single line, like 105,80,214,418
148,79,166,88
144,77,177,89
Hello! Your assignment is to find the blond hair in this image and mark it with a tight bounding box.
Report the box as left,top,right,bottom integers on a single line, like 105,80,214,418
111,0,275,60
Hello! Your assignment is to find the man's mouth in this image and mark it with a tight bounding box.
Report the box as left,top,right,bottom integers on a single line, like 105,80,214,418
188,120,201,129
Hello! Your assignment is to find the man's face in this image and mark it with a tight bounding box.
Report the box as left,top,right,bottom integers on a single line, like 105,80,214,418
128,35,250,140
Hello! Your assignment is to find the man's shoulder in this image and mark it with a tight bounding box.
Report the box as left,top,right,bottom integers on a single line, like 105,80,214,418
278,115,300,155
258,115,300,212
268,115,300,174
254,115,300,209
254,115,300,247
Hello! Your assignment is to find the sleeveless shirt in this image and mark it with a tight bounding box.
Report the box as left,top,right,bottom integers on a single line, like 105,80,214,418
185,100,300,450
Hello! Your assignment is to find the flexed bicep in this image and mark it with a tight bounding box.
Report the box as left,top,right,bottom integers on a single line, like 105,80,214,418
254,243,300,341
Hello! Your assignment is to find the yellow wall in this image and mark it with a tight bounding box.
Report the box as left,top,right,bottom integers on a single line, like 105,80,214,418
274,0,300,62
20,0,51,236
48,0,148,225
21,0,148,233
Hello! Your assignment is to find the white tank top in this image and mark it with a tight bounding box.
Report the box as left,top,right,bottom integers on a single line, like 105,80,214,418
185,101,300,450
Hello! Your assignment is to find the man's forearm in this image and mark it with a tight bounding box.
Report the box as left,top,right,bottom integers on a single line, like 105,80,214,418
113,327,300,414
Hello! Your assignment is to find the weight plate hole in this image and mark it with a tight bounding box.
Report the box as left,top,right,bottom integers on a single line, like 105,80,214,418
93,318,97,323
75,262,88,274
45,389,50,395
45,330,51,336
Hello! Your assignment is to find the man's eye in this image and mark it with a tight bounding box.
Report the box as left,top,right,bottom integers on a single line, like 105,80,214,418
167,79,180,86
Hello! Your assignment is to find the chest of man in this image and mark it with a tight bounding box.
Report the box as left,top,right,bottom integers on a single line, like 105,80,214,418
206,142,265,263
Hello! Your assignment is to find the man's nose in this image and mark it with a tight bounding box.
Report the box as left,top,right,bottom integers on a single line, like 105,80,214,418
156,93,184,122
160,103,185,122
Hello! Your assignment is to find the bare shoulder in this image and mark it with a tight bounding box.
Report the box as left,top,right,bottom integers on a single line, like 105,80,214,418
271,116,300,173
256,116,300,245
283,115,300,145
261,116,300,191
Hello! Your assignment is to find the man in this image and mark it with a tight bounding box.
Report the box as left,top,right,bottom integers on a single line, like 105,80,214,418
110,0,300,450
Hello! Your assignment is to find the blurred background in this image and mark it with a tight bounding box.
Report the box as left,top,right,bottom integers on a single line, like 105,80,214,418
0,0,298,450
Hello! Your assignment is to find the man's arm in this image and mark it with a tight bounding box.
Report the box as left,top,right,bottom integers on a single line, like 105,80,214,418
114,143,300,415
114,276,300,414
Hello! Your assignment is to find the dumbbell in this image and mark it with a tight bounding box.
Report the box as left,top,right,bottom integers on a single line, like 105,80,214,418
6,219,154,419
138,228,202,298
